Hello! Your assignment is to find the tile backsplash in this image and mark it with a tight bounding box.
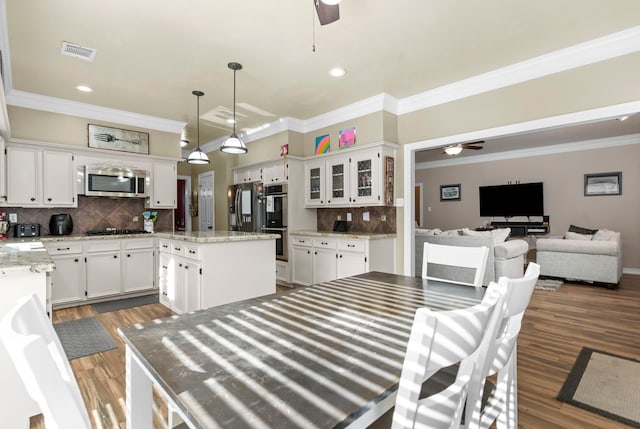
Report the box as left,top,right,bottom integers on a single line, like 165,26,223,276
1,196,173,236
317,206,396,234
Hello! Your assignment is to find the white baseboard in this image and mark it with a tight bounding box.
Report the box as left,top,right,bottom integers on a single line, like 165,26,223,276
623,268,640,276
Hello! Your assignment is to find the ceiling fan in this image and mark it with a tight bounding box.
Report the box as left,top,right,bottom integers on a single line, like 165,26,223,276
314,0,340,25
443,141,485,156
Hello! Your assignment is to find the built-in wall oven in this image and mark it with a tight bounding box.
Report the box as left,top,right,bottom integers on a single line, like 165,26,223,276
261,184,287,261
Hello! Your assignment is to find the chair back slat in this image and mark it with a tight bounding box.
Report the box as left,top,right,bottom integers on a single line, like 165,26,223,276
422,242,489,287
0,295,91,429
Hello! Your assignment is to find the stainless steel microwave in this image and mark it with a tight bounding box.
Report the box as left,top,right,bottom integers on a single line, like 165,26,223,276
84,166,148,198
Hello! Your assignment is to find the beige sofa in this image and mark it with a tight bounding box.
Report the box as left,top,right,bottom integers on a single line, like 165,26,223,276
415,228,529,285
536,228,622,287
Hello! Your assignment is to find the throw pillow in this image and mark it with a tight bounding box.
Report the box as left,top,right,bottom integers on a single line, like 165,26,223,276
441,229,463,236
568,224,598,235
565,231,593,240
422,228,442,235
593,228,617,241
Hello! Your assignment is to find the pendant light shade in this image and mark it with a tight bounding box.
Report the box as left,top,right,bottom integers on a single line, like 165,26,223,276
180,127,189,148
187,90,210,164
220,62,248,154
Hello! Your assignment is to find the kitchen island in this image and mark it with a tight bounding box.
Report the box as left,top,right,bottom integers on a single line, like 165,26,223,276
155,230,278,313
0,238,55,429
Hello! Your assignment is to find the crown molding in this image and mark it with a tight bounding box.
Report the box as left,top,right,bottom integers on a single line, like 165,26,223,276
6,89,185,133
399,25,640,115
416,133,640,170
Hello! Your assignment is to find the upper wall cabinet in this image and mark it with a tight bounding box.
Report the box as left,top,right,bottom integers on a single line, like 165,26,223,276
6,146,76,207
233,159,289,185
304,142,397,208
146,160,177,209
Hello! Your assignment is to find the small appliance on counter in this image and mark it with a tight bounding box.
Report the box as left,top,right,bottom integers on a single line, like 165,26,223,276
49,214,73,236
14,224,41,238
0,211,8,240
333,220,348,232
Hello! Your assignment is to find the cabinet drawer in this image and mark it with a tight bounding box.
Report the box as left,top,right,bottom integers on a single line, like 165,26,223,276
158,239,171,252
123,238,155,250
313,238,337,248
85,240,120,253
338,239,365,253
290,236,312,247
171,241,185,256
45,242,83,255
183,244,200,260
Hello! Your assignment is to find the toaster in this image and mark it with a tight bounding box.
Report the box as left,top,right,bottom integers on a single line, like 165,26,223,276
14,223,41,237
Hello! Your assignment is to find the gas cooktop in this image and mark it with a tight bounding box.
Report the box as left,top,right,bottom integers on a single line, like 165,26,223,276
85,229,150,236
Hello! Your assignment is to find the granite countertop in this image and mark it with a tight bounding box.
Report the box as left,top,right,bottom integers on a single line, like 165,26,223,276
0,238,55,274
289,230,397,239
156,230,279,243
38,230,278,244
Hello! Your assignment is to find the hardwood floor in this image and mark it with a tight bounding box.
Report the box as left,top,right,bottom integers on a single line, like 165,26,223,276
31,278,639,428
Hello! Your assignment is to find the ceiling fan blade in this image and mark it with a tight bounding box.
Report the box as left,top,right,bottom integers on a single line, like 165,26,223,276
314,0,340,25
464,145,484,150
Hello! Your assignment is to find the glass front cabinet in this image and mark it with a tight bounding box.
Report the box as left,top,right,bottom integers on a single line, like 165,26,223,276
304,142,396,208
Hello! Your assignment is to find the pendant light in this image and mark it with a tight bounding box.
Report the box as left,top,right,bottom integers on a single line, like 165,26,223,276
187,90,210,164
220,62,248,154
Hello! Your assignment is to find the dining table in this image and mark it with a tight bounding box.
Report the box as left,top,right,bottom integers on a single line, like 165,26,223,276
118,271,485,429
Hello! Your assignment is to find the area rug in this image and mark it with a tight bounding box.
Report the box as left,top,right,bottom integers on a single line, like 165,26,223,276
53,317,117,360
535,278,564,291
92,294,159,313
557,347,640,427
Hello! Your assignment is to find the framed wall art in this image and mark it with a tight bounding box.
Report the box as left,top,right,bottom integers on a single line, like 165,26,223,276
440,184,461,201
315,134,330,154
88,124,149,154
338,127,356,149
584,172,622,196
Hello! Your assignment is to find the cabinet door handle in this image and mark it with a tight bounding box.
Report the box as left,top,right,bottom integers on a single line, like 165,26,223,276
188,250,196,254
30,197,36,201
127,254,131,258
184,265,189,270
162,265,168,269
47,197,52,201
339,254,343,258
156,201,160,204
314,251,317,255
113,255,118,259
307,250,310,254
57,247,70,251
74,258,79,262
347,244,355,248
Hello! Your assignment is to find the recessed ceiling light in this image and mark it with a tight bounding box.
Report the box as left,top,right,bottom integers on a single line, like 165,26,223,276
328,67,347,78
76,85,93,93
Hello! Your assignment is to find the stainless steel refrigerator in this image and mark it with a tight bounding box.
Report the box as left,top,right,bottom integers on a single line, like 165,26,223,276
228,182,263,232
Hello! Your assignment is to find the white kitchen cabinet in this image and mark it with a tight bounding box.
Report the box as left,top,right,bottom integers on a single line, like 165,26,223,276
85,241,122,298
122,238,155,293
6,146,39,206
6,146,76,207
326,155,350,206
336,239,368,279
234,165,263,184
147,160,176,208
158,240,201,314
304,158,327,207
263,160,288,184
44,242,85,305
313,246,337,284
275,260,289,284
43,150,76,206
290,236,313,285
290,234,396,286
349,148,381,206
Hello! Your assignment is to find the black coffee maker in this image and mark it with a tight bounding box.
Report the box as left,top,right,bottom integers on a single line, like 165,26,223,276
49,214,73,235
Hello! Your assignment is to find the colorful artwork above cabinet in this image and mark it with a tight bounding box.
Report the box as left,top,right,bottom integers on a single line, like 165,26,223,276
315,134,330,154
338,127,356,149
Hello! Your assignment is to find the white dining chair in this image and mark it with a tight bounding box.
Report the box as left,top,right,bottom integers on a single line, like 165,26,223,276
422,242,490,287
391,279,508,429
0,294,91,429
463,262,540,429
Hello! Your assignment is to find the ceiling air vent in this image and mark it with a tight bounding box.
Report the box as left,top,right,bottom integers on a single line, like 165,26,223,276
60,41,96,62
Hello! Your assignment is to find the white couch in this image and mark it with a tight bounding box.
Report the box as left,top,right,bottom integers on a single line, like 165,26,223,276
415,228,529,285
536,228,622,287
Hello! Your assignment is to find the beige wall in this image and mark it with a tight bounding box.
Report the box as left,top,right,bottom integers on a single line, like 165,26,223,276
8,106,181,157
303,112,385,156
415,143,640,269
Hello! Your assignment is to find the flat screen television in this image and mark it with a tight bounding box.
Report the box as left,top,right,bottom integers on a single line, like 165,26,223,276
479,182,544,217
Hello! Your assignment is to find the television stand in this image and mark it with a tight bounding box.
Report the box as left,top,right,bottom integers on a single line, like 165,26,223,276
490,221,549,237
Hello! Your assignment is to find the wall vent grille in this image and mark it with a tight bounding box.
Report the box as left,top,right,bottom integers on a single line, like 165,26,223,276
60,42,96,62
